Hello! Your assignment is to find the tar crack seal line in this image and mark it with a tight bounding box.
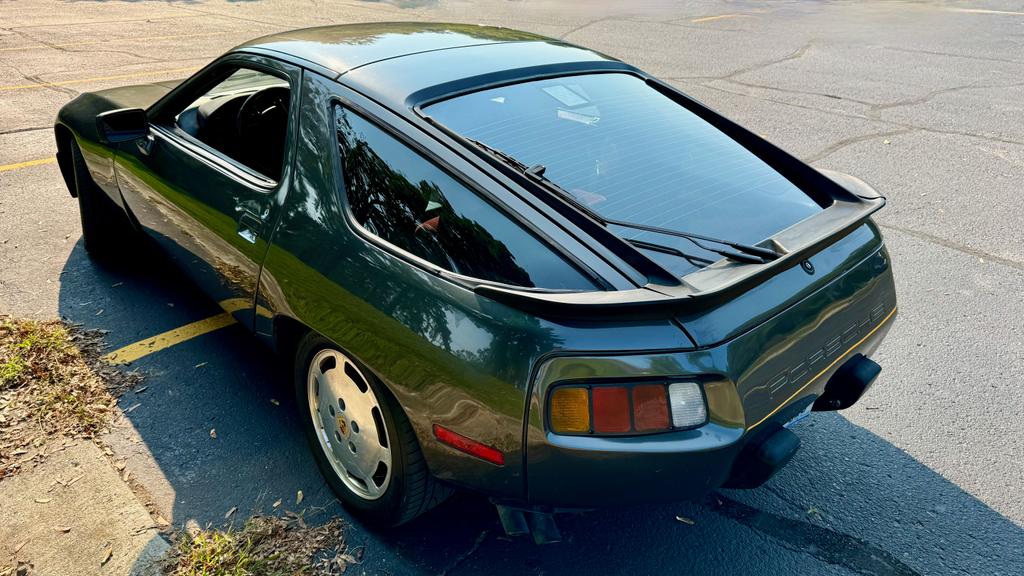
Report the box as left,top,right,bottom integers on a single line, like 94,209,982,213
711,495,921,576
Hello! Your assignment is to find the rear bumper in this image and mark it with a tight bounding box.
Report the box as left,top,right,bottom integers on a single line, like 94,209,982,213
522,245,896,508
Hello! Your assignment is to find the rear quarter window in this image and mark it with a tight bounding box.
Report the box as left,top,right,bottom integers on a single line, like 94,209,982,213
333,104,597,290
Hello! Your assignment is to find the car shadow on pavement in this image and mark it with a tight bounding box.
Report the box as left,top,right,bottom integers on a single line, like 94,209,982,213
57,241,1023,576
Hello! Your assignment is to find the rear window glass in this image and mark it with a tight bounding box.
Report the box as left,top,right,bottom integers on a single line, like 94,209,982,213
423,73,823,269
334,105,596,290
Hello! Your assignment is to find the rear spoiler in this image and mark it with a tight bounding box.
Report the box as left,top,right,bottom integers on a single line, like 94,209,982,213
474,191,884,320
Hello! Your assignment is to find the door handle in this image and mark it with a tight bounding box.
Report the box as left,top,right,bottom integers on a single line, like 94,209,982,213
237,210,263,244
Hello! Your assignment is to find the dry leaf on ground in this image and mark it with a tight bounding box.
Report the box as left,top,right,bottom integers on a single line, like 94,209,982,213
100,547,113,566
0,317,142,478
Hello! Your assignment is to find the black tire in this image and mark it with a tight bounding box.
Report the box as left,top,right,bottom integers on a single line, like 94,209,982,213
294,333,452,526
70,139,135,259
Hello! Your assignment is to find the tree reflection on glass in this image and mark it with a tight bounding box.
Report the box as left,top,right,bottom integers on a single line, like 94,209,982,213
334,106,534,287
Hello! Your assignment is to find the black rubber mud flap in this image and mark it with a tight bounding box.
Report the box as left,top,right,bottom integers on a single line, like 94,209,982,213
725,423,801,489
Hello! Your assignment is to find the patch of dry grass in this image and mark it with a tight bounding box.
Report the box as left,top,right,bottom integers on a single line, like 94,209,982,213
165,515,352,576
0,316,139,478
1,318,355,573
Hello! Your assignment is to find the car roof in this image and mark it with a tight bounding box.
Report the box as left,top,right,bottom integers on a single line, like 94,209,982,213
233,23,626,108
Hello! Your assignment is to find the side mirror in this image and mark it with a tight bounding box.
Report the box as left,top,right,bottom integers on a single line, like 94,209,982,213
96,108,149,144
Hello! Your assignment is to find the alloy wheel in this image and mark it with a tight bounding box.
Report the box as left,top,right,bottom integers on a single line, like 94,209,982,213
306,349,392,500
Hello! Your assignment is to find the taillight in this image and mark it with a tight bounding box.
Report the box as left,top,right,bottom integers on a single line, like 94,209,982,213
667,382,707,428
592,387,630,433
549,387,590,433
632,384,670,431
547,381,707,435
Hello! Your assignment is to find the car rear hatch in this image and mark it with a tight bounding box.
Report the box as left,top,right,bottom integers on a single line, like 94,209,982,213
678,222,896,430
418,68,889,314
677,221,888,347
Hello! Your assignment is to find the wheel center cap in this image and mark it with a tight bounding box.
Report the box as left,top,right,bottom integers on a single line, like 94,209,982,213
336,416,349,438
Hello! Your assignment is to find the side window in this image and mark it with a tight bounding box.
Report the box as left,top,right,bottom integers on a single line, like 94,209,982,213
172,67,290,180
333,105,597,290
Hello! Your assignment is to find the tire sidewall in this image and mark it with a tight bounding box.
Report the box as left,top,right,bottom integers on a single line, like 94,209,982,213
71,142,102,250
293,334,409,526
71,140,125,257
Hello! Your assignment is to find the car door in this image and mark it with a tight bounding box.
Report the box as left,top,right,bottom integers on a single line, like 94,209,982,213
114,54,301,329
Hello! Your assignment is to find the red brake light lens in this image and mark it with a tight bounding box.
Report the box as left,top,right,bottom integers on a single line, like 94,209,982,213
591,386,631,433
632,384,670,431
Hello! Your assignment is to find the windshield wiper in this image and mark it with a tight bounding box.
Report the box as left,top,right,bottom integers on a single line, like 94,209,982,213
466,138,779,265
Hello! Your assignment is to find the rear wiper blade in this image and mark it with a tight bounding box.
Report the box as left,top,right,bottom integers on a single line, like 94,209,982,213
626,238,715,268
469,138,533,173
466,138,778,265
603,218,780,264
467,139,610,223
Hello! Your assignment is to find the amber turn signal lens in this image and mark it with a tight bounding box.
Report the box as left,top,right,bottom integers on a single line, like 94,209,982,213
549,387,590,433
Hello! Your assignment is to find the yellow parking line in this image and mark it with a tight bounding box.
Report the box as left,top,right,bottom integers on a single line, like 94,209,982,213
0,157,55,172
102,312,236,365
0,66,198,92
100,298,266,365
691,14,749,23
218,298,251,314
0,31,225,53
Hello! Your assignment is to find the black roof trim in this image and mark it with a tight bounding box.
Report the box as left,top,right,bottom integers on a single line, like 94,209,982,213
406,60,636,110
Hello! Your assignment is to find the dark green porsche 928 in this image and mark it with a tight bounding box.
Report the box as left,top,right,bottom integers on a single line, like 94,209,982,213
54,23,897,538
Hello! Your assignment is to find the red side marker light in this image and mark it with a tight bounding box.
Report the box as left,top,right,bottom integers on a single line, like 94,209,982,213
432,424,505,466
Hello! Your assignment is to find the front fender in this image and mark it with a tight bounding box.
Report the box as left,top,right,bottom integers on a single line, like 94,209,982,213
54,81,181,201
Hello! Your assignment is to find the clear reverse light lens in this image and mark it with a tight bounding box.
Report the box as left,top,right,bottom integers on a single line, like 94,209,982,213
668,382,707,428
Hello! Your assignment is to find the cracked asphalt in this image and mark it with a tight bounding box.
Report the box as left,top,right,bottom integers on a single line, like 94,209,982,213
1,1,1023,574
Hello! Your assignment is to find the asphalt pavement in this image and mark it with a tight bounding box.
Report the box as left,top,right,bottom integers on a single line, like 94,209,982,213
1,1,1022,575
